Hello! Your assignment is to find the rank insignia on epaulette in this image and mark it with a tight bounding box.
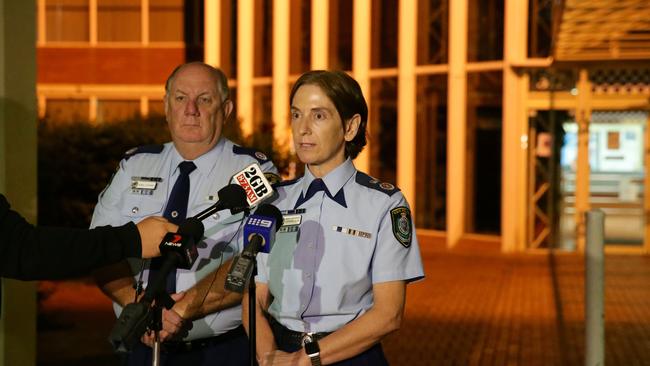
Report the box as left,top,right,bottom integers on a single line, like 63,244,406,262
390,206,412,248
264,172,282,185
256,152,268,161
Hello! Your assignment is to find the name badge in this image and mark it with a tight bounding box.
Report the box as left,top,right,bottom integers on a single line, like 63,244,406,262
133,181,157,190
282,214,302,227
131,176,161,195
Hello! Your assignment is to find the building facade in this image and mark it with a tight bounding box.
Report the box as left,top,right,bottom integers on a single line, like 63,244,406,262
37,0,650,252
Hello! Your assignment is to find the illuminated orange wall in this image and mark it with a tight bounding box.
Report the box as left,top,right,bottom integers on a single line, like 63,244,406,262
37,47,185,84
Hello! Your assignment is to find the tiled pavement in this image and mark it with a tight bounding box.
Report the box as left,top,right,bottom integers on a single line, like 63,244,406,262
38,238,650,365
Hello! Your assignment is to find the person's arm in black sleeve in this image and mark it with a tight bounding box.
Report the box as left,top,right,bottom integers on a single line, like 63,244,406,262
0,194,174,280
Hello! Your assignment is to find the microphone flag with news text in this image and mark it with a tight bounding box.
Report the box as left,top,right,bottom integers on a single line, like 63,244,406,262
225,204,283,293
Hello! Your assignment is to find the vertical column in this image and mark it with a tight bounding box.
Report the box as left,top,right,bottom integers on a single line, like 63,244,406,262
502,0,529,251
311,0,328,69
141,0,149,45
446,0,468,248
38,95,46,119
353,0,371,172
140,96,149,118
585,209,605,366
0,1,37,365
204,0,221,66
237,0,254,136
575,68,592,251
37,0,45,44
397,0,416,210
89,0,97,45
273,0,290,146
89,95,98,123
645,112,650,252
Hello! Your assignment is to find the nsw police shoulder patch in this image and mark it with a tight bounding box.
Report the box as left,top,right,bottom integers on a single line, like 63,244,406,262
390,206,412,248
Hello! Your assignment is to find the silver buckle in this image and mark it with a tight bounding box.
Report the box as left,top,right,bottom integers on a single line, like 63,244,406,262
301,332,315,346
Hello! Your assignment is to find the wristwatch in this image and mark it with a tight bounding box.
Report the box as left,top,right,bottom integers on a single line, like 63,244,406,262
302,333,322,366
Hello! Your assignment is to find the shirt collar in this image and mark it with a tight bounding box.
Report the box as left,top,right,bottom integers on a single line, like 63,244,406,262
171,138,226,176
297,158,356,208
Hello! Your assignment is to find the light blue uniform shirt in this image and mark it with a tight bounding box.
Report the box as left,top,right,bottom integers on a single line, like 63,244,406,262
256,159,424,333
90,138,277,340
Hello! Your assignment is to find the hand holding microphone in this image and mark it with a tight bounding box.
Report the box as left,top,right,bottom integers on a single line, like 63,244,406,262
135,217,178,258
110,184,249,352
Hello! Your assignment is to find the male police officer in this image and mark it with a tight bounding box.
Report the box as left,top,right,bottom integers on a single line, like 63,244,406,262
90,62,277,365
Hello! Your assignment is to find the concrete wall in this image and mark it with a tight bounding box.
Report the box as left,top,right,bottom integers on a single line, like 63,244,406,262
0,1,37,365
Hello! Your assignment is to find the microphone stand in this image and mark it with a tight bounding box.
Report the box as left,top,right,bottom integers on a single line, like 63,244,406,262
152,302,163,366
249,264,257,366
147,282,176,366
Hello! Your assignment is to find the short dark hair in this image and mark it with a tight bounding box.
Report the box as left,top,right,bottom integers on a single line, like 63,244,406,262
165,62,230,102
290,70,368,159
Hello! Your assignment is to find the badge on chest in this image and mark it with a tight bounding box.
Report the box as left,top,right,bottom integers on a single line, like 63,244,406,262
278,210,304,233
131,176,162,195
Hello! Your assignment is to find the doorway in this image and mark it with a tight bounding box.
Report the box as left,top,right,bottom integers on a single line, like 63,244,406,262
559,111,646,250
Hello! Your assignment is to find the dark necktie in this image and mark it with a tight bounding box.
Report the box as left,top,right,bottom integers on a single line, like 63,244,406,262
148,161,196,293
294,178,347,208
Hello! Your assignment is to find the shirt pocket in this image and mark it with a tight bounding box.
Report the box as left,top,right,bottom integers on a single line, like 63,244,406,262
268,231,300,270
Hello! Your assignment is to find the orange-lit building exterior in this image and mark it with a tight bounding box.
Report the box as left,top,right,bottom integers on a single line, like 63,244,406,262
36,0,650,253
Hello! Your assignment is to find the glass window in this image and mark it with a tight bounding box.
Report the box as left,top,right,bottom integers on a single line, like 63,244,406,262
98,0,141,42
254,0,273,77
466,71,503,234
184,0,204,61
220,0,237,78
528,0,553,58
45,99,90,123
370,0,398,68
289,0,311,75
369,77,397,184
222,87,244,143
150,0,183,42
417,0,449,65
416,75,448,230
328,0,353,71
253,86,273,133
467,0,504,62
45,0,89,42
97,100,140,123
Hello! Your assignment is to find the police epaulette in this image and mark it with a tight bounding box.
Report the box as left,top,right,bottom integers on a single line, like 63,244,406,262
233,145,270,164
272,177,299,189
355,172,400,196
123,144,164,161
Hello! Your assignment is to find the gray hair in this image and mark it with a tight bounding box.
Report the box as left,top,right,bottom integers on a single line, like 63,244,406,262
164,62,230,102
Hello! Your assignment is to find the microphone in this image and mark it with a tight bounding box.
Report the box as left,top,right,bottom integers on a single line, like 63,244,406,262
145,183,249,301
109,186,247,352
194,184,249,221
141,218,204,303
225,204,283,293
230,163,275,208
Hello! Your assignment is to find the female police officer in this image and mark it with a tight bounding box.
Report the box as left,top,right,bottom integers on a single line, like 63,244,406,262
243,70,424,365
